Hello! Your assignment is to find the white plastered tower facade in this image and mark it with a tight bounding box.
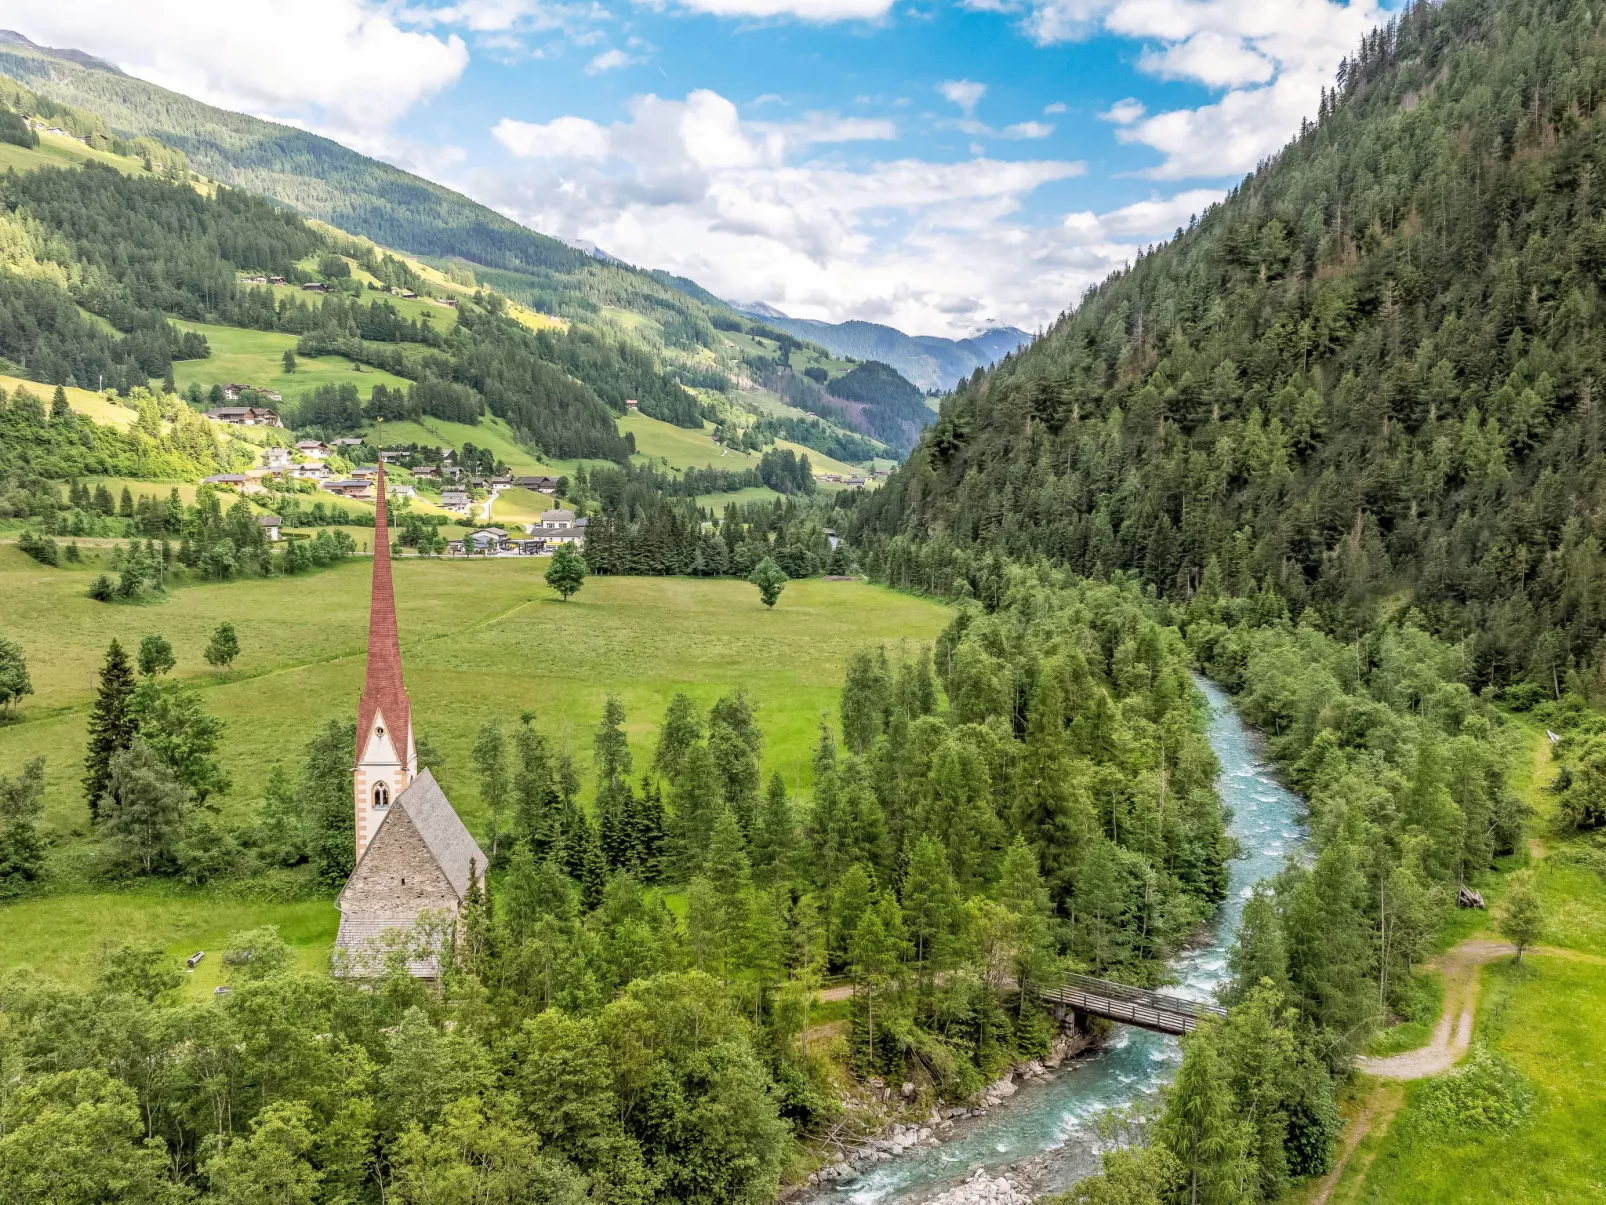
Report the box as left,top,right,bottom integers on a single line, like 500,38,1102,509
354,705,416,861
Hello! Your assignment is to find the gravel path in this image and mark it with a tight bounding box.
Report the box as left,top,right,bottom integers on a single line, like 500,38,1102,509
1354,938,1515,1080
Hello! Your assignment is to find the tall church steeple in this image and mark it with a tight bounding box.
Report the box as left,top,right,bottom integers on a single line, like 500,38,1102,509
354,447,415,861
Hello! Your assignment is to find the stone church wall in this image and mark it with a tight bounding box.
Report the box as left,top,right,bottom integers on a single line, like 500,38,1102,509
343,805,457,915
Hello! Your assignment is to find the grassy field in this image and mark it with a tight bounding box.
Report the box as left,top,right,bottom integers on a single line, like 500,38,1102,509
489,486,551,528
0,373,136,428
0,550,947,841
0,887,338,993
248,280,460,333
363,415,560,477
623,413,728,471
0,554,946,986
0,129,157,178
171,321,412,402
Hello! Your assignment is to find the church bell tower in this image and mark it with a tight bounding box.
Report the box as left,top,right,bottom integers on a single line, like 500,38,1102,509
354,450,415,862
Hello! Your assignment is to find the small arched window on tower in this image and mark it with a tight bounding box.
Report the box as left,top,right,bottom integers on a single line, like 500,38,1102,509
373,781,390,810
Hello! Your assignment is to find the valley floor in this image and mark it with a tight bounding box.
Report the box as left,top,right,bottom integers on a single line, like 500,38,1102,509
0,555,949,987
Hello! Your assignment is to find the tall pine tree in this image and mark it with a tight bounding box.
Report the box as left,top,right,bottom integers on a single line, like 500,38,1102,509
83,639,137,821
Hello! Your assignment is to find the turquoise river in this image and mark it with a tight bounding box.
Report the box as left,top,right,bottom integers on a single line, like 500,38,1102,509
816,677,1309,1204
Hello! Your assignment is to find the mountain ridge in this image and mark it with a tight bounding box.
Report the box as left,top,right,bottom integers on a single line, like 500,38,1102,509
731,308,1030,392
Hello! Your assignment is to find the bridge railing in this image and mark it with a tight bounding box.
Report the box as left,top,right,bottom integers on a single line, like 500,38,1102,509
1027,972,1227,1035
1056,972,1226,1023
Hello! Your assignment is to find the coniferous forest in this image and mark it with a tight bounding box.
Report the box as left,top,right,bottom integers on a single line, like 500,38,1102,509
8,1,1606,1202
862,0,1606,694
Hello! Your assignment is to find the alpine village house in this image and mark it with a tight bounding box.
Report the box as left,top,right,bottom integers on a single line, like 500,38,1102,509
334,456,488,978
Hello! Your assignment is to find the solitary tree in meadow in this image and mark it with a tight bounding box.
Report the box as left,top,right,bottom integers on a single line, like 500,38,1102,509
281,349,297,375
748,556,787,609
137,634,175,678
545,543,587,601
1500,870,1544,964
205,622,240,671
0,636,31,718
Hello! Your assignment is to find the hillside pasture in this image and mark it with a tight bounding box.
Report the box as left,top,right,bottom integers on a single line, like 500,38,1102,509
363,414,558,477
0,373,136,428
0,128,156,178
0,557,946,985
170,321,412,404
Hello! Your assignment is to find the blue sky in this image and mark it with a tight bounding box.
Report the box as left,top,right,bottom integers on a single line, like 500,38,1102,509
9,0,1394,336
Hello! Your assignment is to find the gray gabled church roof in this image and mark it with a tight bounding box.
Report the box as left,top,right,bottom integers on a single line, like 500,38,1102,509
373,767,488,899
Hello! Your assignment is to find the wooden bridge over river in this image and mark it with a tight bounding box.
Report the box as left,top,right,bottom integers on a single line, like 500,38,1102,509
1031,972,1226,1036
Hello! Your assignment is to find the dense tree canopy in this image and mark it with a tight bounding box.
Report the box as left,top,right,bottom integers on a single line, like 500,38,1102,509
860,0,1606,696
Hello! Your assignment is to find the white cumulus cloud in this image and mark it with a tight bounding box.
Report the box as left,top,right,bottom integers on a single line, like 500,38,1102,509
480,88,1219,337
2,1,470,139
938,79,988,116
586,47,637,73
1100,97,1145,124
966,0,1384,180
1002,120,1053,139
657,0,895,20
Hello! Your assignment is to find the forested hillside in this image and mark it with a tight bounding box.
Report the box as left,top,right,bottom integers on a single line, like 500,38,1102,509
0,40,833,405
861,0,1606,696
0,160,645,458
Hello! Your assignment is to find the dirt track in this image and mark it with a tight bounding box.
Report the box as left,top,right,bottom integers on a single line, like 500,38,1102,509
1353,939,1516,1079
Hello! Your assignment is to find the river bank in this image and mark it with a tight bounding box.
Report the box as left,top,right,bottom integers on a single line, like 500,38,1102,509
797,678,1308,1205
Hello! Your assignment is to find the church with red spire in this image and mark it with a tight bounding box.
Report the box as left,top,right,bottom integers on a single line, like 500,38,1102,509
334,453,487,978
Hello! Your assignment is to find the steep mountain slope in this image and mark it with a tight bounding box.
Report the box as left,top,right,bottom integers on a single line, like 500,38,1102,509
860,0,1606,692
733,308,1030,391
0,36,789,392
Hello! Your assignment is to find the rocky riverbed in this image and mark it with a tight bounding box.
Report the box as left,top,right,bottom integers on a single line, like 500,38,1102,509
800,1033,1091,1196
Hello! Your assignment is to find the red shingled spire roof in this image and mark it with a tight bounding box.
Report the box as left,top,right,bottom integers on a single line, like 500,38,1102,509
356,450,411,767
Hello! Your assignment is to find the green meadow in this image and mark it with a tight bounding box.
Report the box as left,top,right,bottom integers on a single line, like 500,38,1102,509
170,320,412,401
0,544,947,984
1311,734,1606,1204
0,128,158,178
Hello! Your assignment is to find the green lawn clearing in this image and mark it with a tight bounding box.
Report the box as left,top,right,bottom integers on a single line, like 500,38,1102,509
0,374,137,428
363,414,558,477
0,555,947,850
0,885,338,995
489,486,551,529
171,321,412,403
0,129,157,178
622,412,733,472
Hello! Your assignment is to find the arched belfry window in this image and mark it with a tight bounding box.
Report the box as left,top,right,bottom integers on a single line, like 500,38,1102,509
373,781,390,810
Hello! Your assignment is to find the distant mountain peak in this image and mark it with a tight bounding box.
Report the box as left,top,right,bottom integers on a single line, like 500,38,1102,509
730,299,790,319
731,308,1030,392
0,31,124,75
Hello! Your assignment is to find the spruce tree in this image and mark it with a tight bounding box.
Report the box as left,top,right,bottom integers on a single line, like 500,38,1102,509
706,808,753,907
83,639,137,821
652,692,701,783
634,777,667,881
471,716,510,863
751,772,796,887
1157,1026,1252,1205
667,743,721,881
0,757,46,893
512,718,558,854
901,833,960,992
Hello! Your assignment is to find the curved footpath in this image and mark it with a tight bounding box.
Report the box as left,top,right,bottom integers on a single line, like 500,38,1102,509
1312,938,1605,1205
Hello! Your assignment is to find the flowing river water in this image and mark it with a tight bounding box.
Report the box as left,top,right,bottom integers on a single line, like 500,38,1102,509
815,677,1308,1205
